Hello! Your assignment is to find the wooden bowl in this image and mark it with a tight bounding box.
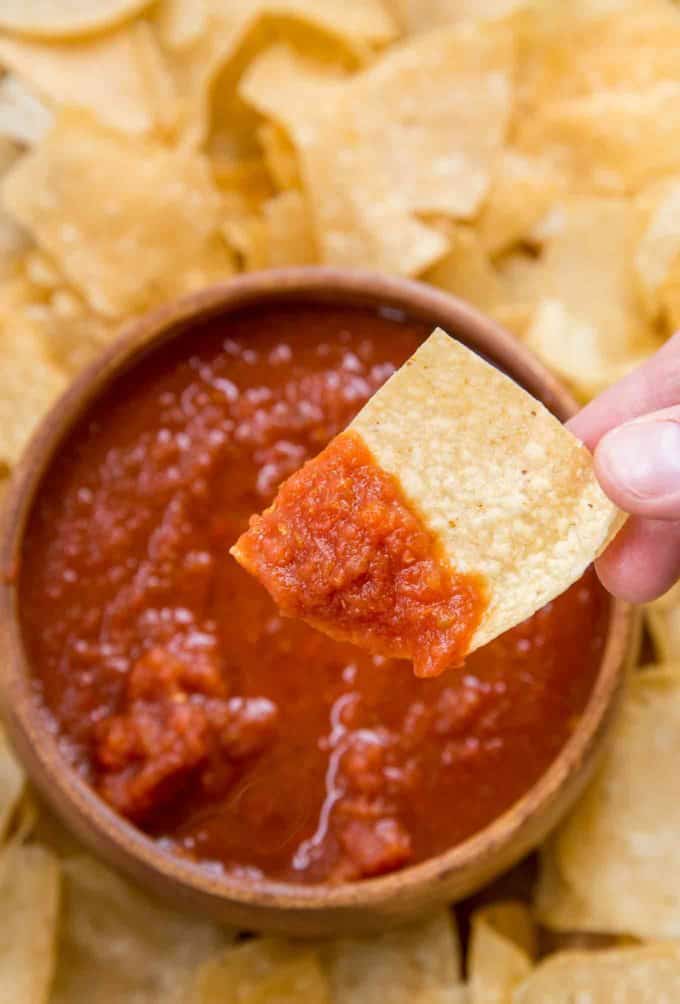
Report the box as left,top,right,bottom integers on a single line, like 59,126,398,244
0,268,637,937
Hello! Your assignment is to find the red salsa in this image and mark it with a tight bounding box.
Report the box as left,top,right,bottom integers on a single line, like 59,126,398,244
19,304,609,884
233,429,487,678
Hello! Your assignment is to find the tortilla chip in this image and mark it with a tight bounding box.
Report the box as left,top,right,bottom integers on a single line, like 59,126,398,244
241,23,514,272
518,197,660,399
635,177,680,314
468,902,535,1004
0,139,30,275
0,25,167,136
517,84,680,196
518,2,680,109
257,122,300,189
514,945,680,1003
31,287,121,375
0,0,155,39
171,0,396,150
425,225,502,314
0,839,60,1004
391,0,527,33
211,155,273,205
234,330,622,669
0,282,67,464
50,855,231,1004
338,331,620,654
0,728,23,842
2,112,232,319
225,190,317,270
537,667,680,939
525,299,655,403
322,910,463,1003
155,0,208,50
0,75,53,147
477,152,565,256
528,198,646,328
131,20,179,138
194,939,332,1004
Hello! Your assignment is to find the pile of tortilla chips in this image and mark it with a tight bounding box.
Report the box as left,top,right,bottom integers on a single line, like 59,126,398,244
4,0,680,1000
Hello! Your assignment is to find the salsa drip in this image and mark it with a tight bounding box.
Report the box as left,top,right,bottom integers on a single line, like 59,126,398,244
19,304,608,884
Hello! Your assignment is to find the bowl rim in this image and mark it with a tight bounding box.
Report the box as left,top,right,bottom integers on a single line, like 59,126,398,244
0,266,635,917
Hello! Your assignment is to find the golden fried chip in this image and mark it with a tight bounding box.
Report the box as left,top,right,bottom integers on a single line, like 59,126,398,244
477,152,565,256
172,0,396,149
50,855,231,1004
131,20,179,138
0,840,60,1004
517,85,680,196
2,112,232,318
0,25,167,135
211,155,274,206
195,939,331,1004
0,281,67,464
257,122,300,189
518,198,660,399
425,225,502,314
347,332,621,653
525,299,654,403
514,945,680,1003
537,667,680,939
0,0,155,39
155,0,208,50
391,0,527,33
518,2,680,112
0,139,30,275
260,190,317,265
225,190,317,270
635,177,680,313
323,910,463,1003
0,728,23,842
533,839,596,934
32,287,121,375
249,955,332,1004
468,902,535,1004
242,24,513,273
0,75,53,146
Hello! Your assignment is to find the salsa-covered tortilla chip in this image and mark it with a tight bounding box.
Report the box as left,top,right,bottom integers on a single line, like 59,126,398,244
232,330,621,676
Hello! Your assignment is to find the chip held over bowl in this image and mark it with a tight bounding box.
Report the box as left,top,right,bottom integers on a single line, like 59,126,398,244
231,330,623,677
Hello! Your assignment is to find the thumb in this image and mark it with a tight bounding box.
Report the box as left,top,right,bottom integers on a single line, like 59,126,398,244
594,406,680,519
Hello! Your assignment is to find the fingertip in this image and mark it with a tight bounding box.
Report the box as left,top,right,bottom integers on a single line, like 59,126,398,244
595,517,680,603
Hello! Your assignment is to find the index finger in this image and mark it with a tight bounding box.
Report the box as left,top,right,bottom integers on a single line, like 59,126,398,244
567,331,680,449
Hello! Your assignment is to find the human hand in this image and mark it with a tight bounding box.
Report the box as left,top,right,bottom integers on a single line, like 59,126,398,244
568,332,680,603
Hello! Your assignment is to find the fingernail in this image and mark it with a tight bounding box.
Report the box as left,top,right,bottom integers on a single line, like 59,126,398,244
597,420,680,501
